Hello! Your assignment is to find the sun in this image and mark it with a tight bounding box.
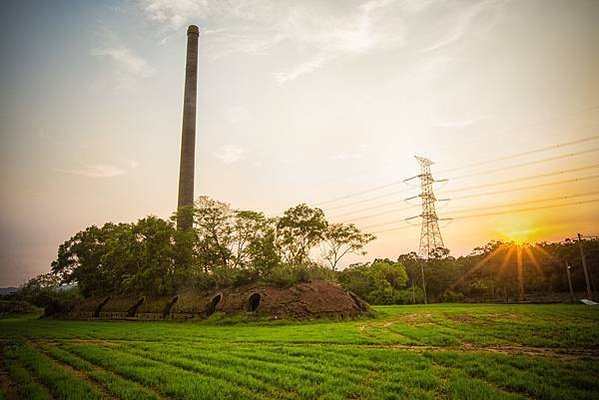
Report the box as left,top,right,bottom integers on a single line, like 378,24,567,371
495,218,540,245
503,228,533,245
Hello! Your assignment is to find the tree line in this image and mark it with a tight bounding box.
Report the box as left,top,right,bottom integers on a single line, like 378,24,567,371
6,196,598,306
48,197,374,298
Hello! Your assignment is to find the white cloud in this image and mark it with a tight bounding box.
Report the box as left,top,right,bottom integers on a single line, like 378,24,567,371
138,0,407,83
214,145,248,164
56,164,125,178
421,0,506,53
92,46,155,78
275,54,332,85
138,0,505,84
128,160,140,168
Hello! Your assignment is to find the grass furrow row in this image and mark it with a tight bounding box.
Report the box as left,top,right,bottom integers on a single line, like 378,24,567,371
425,350,599,400
122,342,370,399
116,345,299,399
62,343,264,400
6,342,105,400
40,343,162,400
2,361,52,400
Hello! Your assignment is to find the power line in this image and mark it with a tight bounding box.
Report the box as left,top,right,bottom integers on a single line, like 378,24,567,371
436,134,599,174
334,174,599,225
321,187,416,212
372,225,418,235
361,191,599,232
448,190,599,215
453,198,599,220
442,163,599,194
310,180,406,207
336,204,415,223
371,198,599,235
308,139,599,210
449,174,599,201
447,147,599,181
329,164,599,221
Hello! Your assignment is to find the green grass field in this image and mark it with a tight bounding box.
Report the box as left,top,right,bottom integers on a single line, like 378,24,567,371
1,304,598,400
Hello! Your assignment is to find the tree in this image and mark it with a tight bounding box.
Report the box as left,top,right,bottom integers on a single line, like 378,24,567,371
18,273,80,307
193,196,235,270
118,216,180,296
276,204,328,265
339,260,409,304
246,227,280,278
321,223,375,270
231,210,271,269
51,223,129,297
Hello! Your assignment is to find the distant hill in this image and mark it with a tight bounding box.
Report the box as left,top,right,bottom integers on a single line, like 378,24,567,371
0,287,19,295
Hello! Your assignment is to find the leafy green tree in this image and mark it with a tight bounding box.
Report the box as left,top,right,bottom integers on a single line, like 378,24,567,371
339,260,408,304
246,228,280,278
119,216,180,296
276,204,328,265
232,210,271,269
51,223,129,296
18,273,79,307
321,223,375,270
193,196,235,270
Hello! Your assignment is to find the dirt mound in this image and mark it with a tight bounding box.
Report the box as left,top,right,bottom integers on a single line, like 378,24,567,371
57,281,370,321
206,281,370,319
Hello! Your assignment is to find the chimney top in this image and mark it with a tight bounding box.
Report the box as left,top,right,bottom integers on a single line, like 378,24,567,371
187,25,199,36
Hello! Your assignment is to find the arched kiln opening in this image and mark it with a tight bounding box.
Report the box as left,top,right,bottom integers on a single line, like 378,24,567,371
94,296,111,318
207,293,222,316
246,293,261,312
127,297,145,317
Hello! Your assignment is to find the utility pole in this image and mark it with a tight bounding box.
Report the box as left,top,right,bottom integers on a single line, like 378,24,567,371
517,247,525,302
404,156,451,304
420,260,428,304
577,233,592,299
564,261,575,302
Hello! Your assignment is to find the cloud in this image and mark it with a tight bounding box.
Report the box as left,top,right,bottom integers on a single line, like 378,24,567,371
138,0,505,83
56,164,125,178
92,46,155,78
128,160,140,168
275,54,333,85
214,145,248,164
138,0,408,83
420,0,506,53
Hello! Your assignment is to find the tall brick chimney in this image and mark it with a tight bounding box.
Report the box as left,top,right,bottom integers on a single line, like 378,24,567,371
177,25,199,230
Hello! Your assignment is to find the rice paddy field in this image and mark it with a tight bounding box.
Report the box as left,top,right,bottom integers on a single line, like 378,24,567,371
1,304,598,400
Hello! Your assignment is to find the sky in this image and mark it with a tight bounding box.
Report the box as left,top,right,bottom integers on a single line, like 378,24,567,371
1,0,599,286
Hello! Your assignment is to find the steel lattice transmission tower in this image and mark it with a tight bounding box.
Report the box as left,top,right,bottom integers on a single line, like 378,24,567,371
405,156,449,259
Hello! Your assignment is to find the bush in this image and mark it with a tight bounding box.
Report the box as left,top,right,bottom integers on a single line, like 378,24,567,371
339,260,410,304
18,273,81,308
265,264,336,288
442,290,464,303
0,300,40,317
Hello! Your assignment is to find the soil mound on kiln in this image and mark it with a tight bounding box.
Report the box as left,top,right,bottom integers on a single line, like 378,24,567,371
48,281,370,321
202,281,370,319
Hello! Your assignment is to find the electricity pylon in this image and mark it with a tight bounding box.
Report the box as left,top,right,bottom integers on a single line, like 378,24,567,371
404,156,450,304
405,156,450,258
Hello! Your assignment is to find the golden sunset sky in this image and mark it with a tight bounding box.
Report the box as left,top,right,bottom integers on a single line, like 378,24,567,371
1,0,598,285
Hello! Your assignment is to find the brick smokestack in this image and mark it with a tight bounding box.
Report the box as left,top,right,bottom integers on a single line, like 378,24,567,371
177,25,199,230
